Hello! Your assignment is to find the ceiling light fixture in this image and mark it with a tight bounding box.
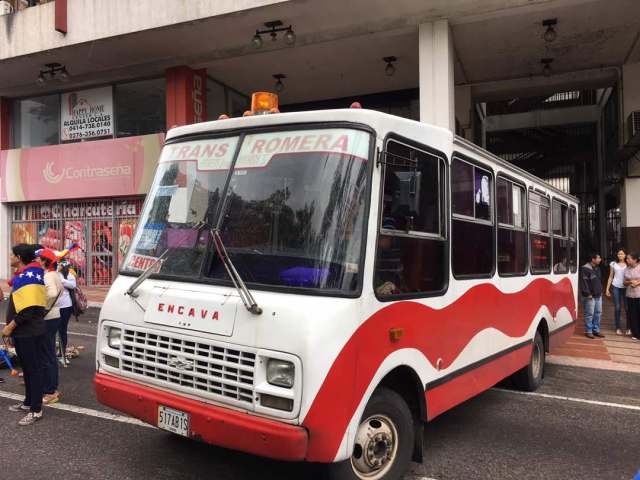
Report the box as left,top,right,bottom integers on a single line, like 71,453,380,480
252,21,296,49
383,56,397,77
36,62,71,85
541,58,553,77
273,73,286,92
542,18,557,43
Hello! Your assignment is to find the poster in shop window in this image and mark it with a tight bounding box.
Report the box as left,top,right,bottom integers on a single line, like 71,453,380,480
64,221,87,286
38,223,62,250
12,223,37,246
60,86,114,141
92,221,113,286
118,219,137,268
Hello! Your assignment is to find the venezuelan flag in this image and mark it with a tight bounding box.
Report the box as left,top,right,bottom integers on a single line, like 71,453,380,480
11,265,47,313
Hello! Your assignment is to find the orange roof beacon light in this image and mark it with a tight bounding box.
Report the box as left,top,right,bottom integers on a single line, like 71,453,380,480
350,101,362,109
251,92,279,115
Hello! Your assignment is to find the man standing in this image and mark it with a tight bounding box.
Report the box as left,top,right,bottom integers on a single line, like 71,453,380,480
580,253,605,339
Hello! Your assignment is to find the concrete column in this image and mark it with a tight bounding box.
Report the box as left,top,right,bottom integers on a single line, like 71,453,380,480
622,63,640,252
0,202,9,279
418,20,455,131
0,97,10,150
622,178,640,252
0,97,10,278
165,66,208,130
455,85,472,140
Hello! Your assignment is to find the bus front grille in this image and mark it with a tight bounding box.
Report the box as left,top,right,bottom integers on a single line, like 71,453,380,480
120,327,256,408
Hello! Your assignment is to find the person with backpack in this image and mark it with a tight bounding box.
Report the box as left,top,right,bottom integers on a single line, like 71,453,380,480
37,248,63,405
57,259,77,365
2,244,47,426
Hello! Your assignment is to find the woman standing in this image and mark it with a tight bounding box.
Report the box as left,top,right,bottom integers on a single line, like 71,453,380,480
606,249,631,335
57,259,77,365
2,244,47,425
624,252,640,341
37,249,63,405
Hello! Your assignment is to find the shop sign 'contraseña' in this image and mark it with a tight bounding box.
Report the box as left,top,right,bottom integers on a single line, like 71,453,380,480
43,161,132,184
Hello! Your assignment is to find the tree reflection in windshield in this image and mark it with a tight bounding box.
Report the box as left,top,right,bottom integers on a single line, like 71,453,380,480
210,148,369,293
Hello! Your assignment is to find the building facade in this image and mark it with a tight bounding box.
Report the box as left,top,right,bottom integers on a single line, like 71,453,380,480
1,0,639,284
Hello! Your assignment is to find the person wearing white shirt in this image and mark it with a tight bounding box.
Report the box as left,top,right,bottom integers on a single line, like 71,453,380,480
605,249,631,336
57,261,77,366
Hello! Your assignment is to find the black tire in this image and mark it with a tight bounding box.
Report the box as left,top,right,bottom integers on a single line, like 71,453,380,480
511,331,545,392
318,387,415,480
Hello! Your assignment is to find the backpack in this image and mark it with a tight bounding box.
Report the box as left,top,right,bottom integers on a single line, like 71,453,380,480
71,286,88,318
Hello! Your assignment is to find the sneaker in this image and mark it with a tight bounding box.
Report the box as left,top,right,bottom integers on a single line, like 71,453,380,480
8,403,30,412
18,410,43,426
626,330,632,336
616,329,623,335
593,332,605,338
43,393,60,405
585,333,595,339
632,337,639,342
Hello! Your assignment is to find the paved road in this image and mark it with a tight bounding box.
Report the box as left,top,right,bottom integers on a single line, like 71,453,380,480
1,308,639,480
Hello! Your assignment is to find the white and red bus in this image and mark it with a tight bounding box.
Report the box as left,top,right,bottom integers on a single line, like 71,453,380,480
95,94,578,480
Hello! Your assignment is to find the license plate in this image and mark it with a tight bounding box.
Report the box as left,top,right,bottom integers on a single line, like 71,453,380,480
158,405,190,437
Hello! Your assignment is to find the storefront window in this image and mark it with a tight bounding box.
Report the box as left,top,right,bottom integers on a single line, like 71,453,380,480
227,89,249,117
11,199,143,286
11,94,60,148
115,78,166,138
207,78,226,120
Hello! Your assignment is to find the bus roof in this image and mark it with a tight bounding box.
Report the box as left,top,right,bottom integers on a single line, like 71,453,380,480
166,108,578,204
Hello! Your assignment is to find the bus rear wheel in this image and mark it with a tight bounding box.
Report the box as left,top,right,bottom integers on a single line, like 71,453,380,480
321,387,414,480
511,331,545,392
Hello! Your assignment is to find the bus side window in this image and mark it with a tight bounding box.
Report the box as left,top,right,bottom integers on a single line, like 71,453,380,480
374,140,447,298
497,177,527,275
568,206,578,272
552,198,570,274
451,157,495,278
529,191,551,274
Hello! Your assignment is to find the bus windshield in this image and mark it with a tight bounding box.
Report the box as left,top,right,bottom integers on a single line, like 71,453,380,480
122,127,371,294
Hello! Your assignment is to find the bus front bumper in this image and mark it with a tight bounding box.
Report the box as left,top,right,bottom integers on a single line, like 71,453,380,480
94,373,308,461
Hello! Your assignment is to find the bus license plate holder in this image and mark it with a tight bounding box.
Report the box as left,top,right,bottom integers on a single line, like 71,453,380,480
158,405,190,437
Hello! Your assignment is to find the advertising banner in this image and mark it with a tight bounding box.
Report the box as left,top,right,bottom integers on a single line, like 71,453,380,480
0,133,164,202
61,86,114,141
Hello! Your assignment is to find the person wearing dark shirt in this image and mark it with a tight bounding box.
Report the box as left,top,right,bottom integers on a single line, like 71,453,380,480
580,252,604,339
2,244,47,425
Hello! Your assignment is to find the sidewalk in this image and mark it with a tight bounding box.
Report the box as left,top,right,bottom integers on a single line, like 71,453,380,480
549,299,640,372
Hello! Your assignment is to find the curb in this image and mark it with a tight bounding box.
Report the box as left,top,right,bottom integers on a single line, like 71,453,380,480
547,354,640,374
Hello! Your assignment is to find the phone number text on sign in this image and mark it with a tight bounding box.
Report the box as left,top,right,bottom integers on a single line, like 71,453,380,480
63,119,112,140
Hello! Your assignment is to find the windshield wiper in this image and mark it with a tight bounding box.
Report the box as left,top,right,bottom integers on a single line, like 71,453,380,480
125,220,207,299
211,228,263,315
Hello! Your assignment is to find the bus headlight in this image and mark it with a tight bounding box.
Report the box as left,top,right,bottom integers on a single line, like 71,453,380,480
107,327,122,349
266,359,295,388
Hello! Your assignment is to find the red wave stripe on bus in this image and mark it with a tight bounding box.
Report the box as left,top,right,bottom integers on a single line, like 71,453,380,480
303,277,575,462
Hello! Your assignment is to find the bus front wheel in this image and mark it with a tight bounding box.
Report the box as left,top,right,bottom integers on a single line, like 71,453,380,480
321,387,415,480
511,331,545,392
